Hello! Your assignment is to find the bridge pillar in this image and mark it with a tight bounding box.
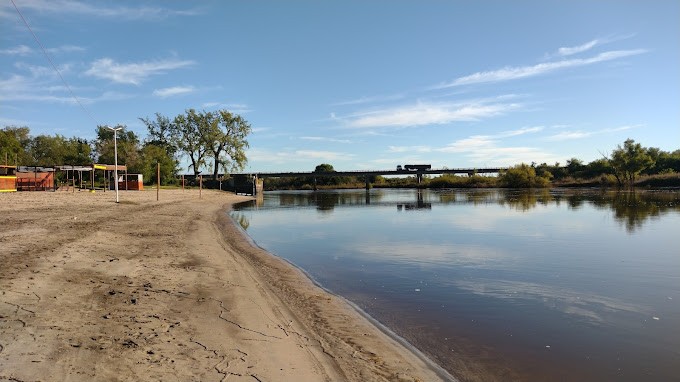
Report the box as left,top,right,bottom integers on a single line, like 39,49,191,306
365,175,370,190
313,177,317,191
416,173,423,184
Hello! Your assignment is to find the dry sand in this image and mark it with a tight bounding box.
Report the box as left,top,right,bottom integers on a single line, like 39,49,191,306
0,189,454,382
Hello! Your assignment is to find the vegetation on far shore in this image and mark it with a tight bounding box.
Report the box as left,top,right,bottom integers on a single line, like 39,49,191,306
2,120,679,189
265,140,680,190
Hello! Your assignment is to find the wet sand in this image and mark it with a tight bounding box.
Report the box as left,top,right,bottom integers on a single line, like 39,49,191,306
0,189,453,381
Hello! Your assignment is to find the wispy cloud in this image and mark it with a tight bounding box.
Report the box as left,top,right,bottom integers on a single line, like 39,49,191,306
438,49,646,88
47,45,86,54
300,136,351,144
436,127,554,166
1,0,199,20
387,145,432,153
247,148,353,164
0,63,133,105
345,100,521,128
545,125,639,141
0,44,85,56
295,150,353,161
153,86,195,98
201,102,252,113
85,57,195,85
331,93,405,106
556,39,600,57
383,126,550,167
0,45,33,56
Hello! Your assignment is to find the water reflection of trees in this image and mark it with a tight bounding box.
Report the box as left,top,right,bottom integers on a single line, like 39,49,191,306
231,212,250,231
499,189,680,232
247,189,680,232
594,191,670,232
274,190,386,213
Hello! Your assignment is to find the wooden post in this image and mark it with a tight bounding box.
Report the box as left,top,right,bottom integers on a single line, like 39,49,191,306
156,162,160,201
199,175,202,199
182,175,185,191
72,168,75,193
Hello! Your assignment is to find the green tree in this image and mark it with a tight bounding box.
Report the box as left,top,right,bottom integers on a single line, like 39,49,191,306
565,158,585,178
28,134,67,166
63,137,93,165
609,139,654,187
139,144,178,185
313,163,342,186
175,110,208,176
0,126,32,165
140,113,179,157
314,163,335,173
499,163,551,188
95,125,141,172
201,110,251,180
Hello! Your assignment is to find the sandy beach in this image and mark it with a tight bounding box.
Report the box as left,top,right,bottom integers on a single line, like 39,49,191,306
0,189,452,382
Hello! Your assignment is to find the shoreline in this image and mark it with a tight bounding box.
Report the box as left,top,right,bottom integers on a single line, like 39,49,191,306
0,189,453,381
228,210,455,381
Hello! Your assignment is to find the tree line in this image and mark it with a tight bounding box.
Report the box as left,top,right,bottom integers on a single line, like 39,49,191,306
263,139,680,190
0,109,251,185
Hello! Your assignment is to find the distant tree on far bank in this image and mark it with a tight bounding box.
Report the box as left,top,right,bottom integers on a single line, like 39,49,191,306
499,164,552,188
314,163,335,173
608,139,654,187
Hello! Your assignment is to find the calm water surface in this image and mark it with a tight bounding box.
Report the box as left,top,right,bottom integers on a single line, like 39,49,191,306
231,189,680,381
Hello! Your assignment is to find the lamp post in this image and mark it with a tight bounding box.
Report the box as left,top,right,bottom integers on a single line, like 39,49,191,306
108,126,122,203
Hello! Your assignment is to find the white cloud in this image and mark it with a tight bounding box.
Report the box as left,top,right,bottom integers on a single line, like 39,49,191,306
1,0,199,20
346,101,521,128
0,44,84,57
545,131,593,141
439,49,647,88
387,145,432,153
153,86,195,98
300,136,351,144
200,102,252,113
0,45,33,56
85,57,195,85
46,45,86,54
556,39,599,57
545,124,640,141
436,127,554,166
294,150,353,161
331,93,405,106
246,148,353,164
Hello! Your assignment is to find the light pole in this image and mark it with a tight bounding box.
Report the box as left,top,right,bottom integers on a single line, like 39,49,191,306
108,126,122,203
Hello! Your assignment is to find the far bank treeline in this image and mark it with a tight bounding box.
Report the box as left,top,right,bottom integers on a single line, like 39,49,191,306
2,115,679,188
266,140,680,190
0,109,251,185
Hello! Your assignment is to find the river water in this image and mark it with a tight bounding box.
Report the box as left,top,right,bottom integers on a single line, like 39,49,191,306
231,188,680,381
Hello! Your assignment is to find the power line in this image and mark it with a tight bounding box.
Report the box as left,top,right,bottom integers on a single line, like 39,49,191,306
11,0,101,126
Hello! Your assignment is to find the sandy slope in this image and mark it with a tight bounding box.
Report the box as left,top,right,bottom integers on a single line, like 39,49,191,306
0,189,453,382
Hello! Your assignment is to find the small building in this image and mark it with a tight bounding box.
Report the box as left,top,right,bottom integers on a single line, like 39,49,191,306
0,165,17,192
114,174,144,191
16,166,55,191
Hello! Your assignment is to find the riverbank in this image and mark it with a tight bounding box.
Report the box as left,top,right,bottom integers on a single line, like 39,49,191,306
0,189,452,382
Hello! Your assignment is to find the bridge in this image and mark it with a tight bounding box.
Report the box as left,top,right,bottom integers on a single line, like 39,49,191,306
232,166,506,195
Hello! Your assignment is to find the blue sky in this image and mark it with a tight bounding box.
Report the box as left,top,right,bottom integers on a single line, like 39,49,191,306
1,0,678,172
